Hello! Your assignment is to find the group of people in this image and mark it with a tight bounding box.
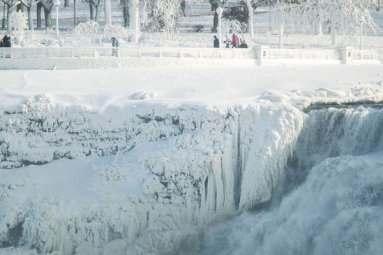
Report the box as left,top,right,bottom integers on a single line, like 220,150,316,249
0,35,11,47
214,33,248,48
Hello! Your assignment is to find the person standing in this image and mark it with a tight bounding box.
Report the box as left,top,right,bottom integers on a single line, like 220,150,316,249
111,37,119,56
214,36,220,48
180,0,186,16
225,33,230,48
239,40,248,48
231,34,238,48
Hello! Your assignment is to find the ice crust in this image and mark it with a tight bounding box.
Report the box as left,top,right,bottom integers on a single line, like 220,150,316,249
0,95,304,255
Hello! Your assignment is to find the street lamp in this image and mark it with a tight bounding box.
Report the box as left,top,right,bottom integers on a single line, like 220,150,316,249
359,16,364,50
216,6,223,48
54,0,60,38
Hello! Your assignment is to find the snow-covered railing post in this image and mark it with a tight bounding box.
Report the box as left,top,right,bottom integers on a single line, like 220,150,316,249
93,48,96,57
254,45,269,66
279,24,284,49
71,48,74,57
138,48,141,58
179,49,183,58
340,46,354,65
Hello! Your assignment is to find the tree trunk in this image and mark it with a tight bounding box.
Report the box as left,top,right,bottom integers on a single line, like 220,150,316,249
95,4,99,22
73,0,76,27
2,4,6,30
37,2,42,28
105,0,111,25
213,11,218,32
89,2,94,20
65,0,69,7
123,6,129,27
44,7,52,28
27,6,33,30
7,5,11,34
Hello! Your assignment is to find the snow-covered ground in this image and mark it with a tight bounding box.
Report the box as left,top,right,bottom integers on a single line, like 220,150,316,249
1,64,383,255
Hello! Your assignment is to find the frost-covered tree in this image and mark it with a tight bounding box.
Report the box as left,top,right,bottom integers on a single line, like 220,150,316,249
20,0,40,30
1,0,19,34
209,0,268,35
270,0,378,40
146,0,181,34
11,9,27,36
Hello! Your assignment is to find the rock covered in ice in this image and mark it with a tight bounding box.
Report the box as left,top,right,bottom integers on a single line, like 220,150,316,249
130,91,156,100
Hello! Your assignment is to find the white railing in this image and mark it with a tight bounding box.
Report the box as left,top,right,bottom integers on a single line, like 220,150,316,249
254,46,381,65
265,49,340,60
0,47,254,60
351,50,378,60
0,46,381,66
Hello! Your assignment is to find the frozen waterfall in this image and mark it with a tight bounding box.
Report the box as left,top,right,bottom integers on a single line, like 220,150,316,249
0,95,304,255
193,105,383,255
2,96,382,255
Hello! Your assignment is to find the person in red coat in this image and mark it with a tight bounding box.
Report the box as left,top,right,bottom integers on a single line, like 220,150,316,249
231,34,238,48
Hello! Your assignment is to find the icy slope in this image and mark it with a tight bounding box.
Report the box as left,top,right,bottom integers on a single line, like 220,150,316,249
0,95,304,255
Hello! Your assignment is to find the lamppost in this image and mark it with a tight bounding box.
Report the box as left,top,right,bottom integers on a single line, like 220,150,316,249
359,16,364,50
216,6,223,48
2,3,5,30
54,0,60,38
279,5,284,49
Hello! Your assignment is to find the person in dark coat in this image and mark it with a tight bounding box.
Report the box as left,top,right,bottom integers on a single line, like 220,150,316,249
239,40,248,48
0,35,11,47
213,36,220,48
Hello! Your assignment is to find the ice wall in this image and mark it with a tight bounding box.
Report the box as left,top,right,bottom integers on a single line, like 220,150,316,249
0,95,304,255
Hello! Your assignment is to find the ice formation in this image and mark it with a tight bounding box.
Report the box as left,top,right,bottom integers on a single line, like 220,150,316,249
3,92,383,255
0,94,304,255
195,106,383,255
